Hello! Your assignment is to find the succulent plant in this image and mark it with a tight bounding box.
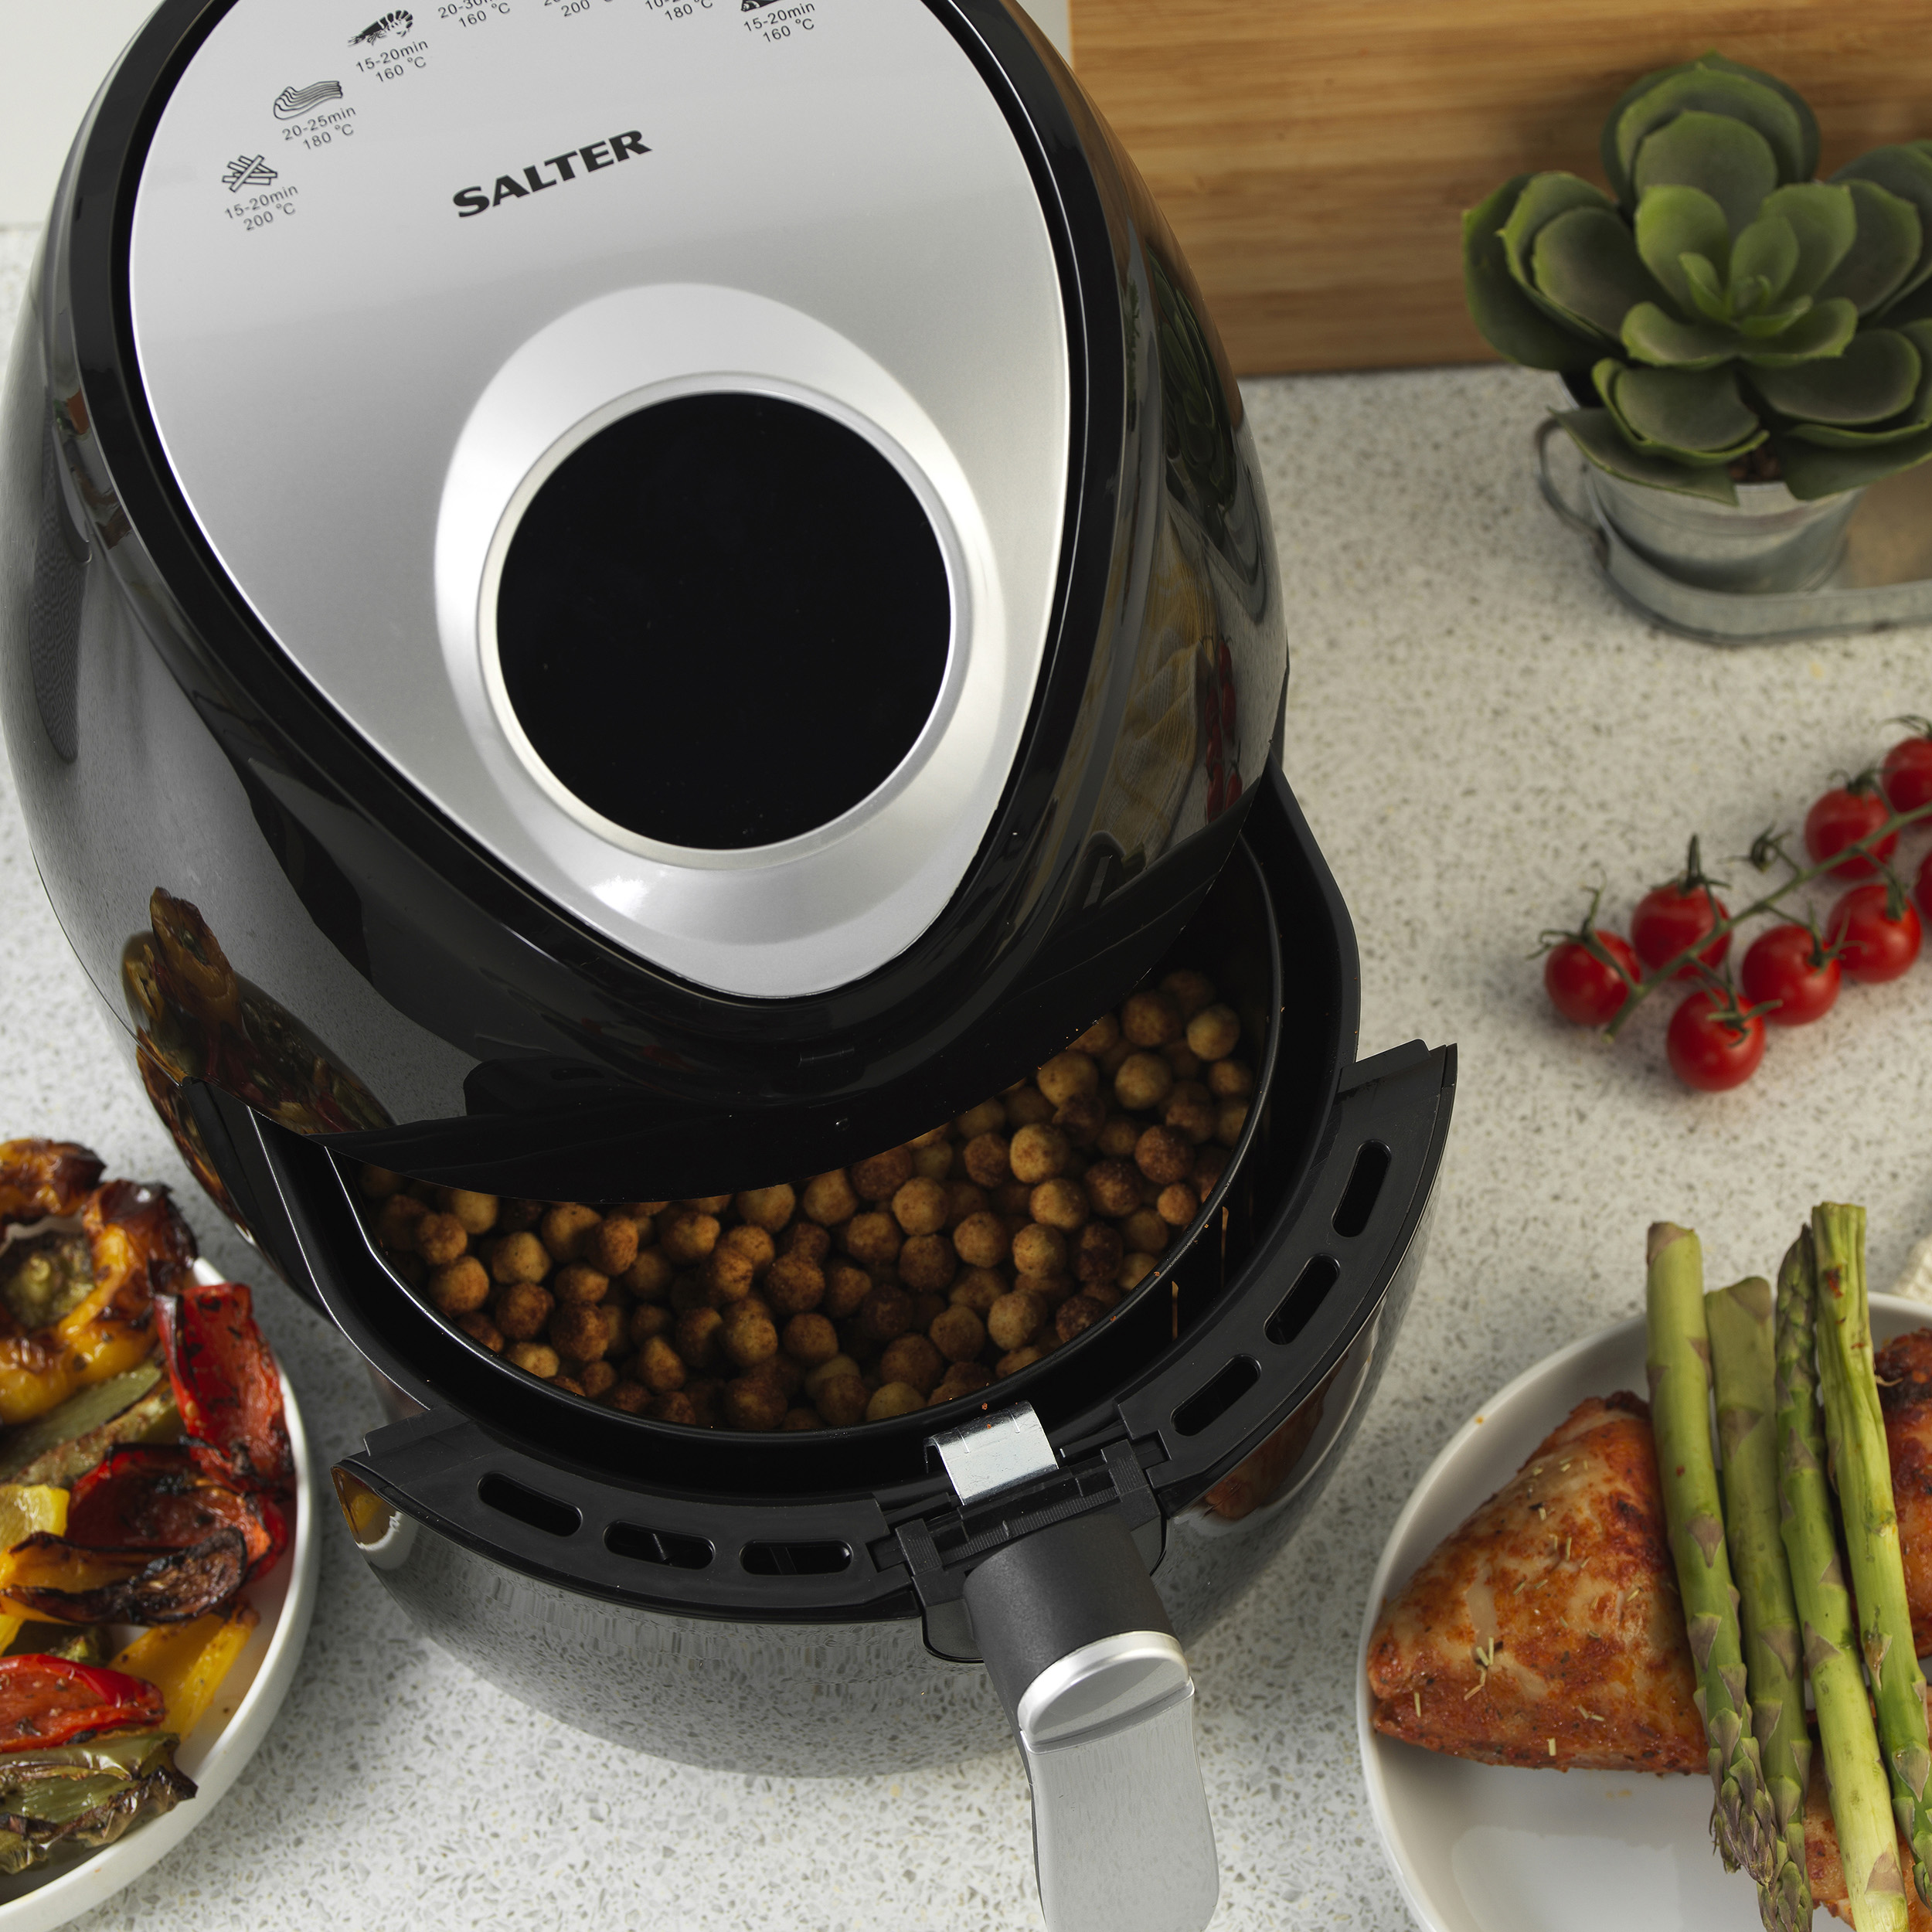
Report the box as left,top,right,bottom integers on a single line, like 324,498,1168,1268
1464,53,1932,501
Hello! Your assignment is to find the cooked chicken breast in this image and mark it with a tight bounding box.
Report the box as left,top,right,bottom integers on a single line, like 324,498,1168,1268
1879,1328,1932,1660
1366,1391,1705,1773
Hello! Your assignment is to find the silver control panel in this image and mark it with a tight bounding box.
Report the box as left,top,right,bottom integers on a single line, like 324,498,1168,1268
129,0,1070,996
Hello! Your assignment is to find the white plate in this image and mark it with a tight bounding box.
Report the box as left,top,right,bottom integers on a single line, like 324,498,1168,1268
0,1260,318,1931
1356,1292,1927,1932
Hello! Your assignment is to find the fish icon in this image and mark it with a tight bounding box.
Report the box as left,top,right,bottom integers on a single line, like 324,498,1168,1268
349,10,413,44
273,80,345,120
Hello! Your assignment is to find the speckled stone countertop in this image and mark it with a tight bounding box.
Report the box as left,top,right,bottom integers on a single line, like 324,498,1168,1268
3,219,1931,1932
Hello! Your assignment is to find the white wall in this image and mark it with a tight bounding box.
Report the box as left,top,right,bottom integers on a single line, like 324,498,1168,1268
0,0,1071,228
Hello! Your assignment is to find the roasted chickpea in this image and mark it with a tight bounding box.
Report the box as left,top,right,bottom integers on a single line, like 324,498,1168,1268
427,1255,491,1316
1157,1182,1199,1227
1216,1101,1250,1148
949,1267,1008,1315
675,1306,725,1371
1161,968,1216,1019
987,1289,1047,1352
1033,1051,1097,1108
880,1333,944,1395
944,1181,991,1228
725,1376,787,1431
801,1170,862,1226
1121,989,1183,1048
1162,1043,1202,1081
931,1361,992,1404
658,1208,722,1264
1121,1207,1170,1256
1114,1052,1175,1113
550,1302,613,1366
804,1353,862,1399
898,1233,957,1294
928,1304,986,1363
496,1198,544,1232
704,1242,757,1306
1017,1270,1074,1308
995,1345,1044,1379
892,1178,949,1236
413,1213,468,1267
682,1195,733,1216
849,1148,914,1202
579,1361,617,1400
782,1407,822,1431
824,1260,872,1319
1119,1251,1160,1292
1186,1003,1242,1061
1134,1125,1194,1187
622,1248,674,1300
1207,1058,1255,1100
783,1220,832,1263
1075,1221,1125,1284
606,1382,650,1414
842,1211,902,1269
734,1183,797,1230
955,1099,1006,1139
495,1281,555,1342
1100,1037,1137,1078
858,1283,914,1342
721,1306,779,1369
911,1141,954,1183
1083,1159,1143,1218
1163,1083,1217,1145
638,1335,686,1392
1007,1124,1070,1186
949,1210,1008,1269
652,1391,699,1426
582,1214,639,1275
866,1383,926,1422
551,1376,587,1398
1029,1179,1090,1233
1056,1294,1107,1344
1085,1282,1123,1312
962,1132,1012,1189
539,1202,600,1263
489,1231,550,1287
1052,1094,1107,1149
765,1252,825,1315
1096,1116,1142,1162
437,1189,500,1235
553,1263,611,1308
374,1192,429,1250
782,1311,839,1367
457,1310,505,1352
508,1341,561,1379
815,1375,870,1427
1011,1223,1067,1277
1070,1013,1120,1056
1002,1087,1055,1129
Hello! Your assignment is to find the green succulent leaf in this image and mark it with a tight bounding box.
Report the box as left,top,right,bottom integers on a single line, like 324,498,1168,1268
1734,295,1814,339
1753,182,1858,298
1730,213,1799,304
1811,179,1922,317
1632,111,1781,234
1681,252,1730,320
1598,358,1764,461
1461,177,1602,369
1530,206,1667,339
1750,328,1922,426
1554,406,1741,502
1738,297,1859,366
1609,66,1808,209
1834,145,1932,312
1772,421,1932,498
1498,172,1617,288
1622,301,1737,368
1634,185,1732,311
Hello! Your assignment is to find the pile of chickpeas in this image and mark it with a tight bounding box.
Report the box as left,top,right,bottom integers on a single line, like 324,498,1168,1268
362,969,1257,1432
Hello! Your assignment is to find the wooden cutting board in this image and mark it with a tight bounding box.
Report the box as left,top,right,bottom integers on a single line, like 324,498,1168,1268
1067,0,1932,375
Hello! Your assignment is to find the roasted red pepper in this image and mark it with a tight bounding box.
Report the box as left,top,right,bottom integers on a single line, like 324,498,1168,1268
153,1280,292,1492
66,1445,287,1580
0,1656,162,1752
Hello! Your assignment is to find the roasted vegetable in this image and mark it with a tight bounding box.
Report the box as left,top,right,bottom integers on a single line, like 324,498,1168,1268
67,1446,285,1581
0,1657,161,1753
0,1730,194,1875
0,1485,70,1655
111,1602,258,1742
0,1366,175,1489
154,1280,291,1492
3,1626,107,1667
0,1142,103,1226
0,1531,249,1627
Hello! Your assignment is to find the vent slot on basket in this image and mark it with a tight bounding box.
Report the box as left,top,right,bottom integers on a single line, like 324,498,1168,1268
606,1522,713,1570
740,1540,852,1577
478,1472,581,1539
1332,1141,1392,1238
1172,1355,1260,1439
1267,1253,1341,1349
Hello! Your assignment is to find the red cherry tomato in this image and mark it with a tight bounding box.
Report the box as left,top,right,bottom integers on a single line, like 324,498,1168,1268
1826,883,1923,982
1804,782,1897,879
1543,930,1640,1025
1633,852,1730,980
1920,849,1932,923
1739,923,1841,1026
1666,991,1767,1091
1882,719,1932,815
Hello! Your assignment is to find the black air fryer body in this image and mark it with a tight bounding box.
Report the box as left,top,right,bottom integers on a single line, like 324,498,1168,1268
0,2,1453,1926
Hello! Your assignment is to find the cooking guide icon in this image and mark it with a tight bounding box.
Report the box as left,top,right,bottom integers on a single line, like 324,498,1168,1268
274,80,344,121
220,155,278,192
349,10,413,43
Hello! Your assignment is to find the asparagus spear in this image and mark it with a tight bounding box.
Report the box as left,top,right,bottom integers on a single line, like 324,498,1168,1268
1646,1222,1774,1884
1813,1202,1932,1906
1777,1230,1907,1932
1707,1274,1811,1932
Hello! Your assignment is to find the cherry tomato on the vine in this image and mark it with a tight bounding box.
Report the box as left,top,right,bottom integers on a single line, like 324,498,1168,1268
1882,718,1932,816
1633,841,1730,979
1826,883,1923,983
1666,991,1767,1091
1739,923,1841,1026
1804,778,1897,879
1543,930,1640,1026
